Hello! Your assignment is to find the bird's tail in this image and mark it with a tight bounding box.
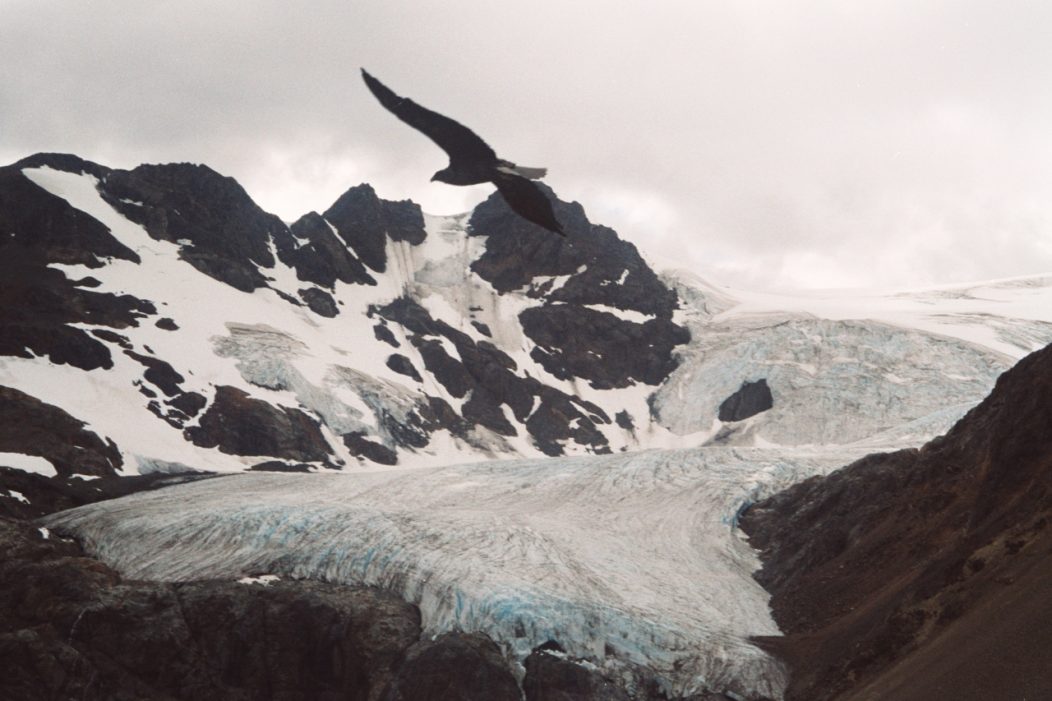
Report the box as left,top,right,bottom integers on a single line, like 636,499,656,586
513,165,547,179
497,162,547,180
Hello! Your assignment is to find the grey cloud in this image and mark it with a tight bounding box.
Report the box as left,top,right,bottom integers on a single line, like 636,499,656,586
2,1,1050,289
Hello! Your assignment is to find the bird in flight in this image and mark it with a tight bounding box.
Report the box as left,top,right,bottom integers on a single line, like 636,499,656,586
361,69,565,236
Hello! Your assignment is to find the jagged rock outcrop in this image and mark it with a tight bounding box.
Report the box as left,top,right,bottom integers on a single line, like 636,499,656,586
470,187,689,391
380,633,520,701
0,387,122,478
287,210,375,289
718,379,773,422
185,386,335,465
521,304,689,390
741,343,1052,701
102,161,298,293
523,647,631,700
323,183,426,273
0,157,156,371
373,295,616,454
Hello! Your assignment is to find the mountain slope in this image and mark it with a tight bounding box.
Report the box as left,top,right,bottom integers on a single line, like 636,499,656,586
0,153,688,475
740,342,1052,700
5,152,1052,481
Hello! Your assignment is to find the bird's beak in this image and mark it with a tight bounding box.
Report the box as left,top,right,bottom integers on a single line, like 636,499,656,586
430,174,438,182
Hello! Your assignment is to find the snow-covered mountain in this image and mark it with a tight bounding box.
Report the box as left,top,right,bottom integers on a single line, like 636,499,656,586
5,152,1052,699
3,152,1051,480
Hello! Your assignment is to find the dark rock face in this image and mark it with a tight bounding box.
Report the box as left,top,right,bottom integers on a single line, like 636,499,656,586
718,379,773,422
287,210,376,288
469,188,689,392
386,353,423,382
343,432,398,466
0,157,156,375
615,410,635,431
740,343,1052,701
0,513,423,701
0,467,212,520
381,633,520,701
101,162,297,292
133,357,208,428
0,245,154,372
374,323,400,347
298,286,339,317
324,184,426,273
4,155,138,267
0,387,122,478
523,648,630,701
249,460,314,473
124,350,184,397
375,296,613,454
185,386,334,464
521,305,690,390
470,187,677,316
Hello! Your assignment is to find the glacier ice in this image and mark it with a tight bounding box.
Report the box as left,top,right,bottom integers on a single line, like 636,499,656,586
654,316,1010,446
45,446,865,699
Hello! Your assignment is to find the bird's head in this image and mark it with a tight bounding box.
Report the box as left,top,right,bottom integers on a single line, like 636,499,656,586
431,168,452,184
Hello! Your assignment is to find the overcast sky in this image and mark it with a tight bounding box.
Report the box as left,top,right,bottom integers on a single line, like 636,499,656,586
3,1,1051,290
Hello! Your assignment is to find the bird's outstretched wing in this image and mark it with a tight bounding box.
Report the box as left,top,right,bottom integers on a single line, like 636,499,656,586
361,69,497,164
493,174,565,236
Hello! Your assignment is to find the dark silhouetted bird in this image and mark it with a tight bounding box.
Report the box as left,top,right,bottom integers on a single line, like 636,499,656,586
361,69,564,236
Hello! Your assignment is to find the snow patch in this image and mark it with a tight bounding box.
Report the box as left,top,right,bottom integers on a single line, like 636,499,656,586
5,490,29,504
0,452,57,477
237,574,281,586
582,303,655,324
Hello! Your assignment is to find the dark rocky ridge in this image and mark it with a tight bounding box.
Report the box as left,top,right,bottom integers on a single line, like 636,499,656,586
0,157,155,372
740,343,1052,701
323,183,426,273
102,161,298,293
287,210,376,289
470,186,690,391
0,387,122,478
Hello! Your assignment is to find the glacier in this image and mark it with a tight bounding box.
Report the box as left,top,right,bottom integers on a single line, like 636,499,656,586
45,445,866,699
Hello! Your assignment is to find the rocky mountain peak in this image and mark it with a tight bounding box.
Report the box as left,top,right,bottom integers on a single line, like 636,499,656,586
0,153,691,473
323,182,426,273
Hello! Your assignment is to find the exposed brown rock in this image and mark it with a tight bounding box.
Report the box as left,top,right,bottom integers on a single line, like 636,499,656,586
741,343,1052,701
185,386,334,464
0,386,122,478
380,632,520,701
524,648,631,701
